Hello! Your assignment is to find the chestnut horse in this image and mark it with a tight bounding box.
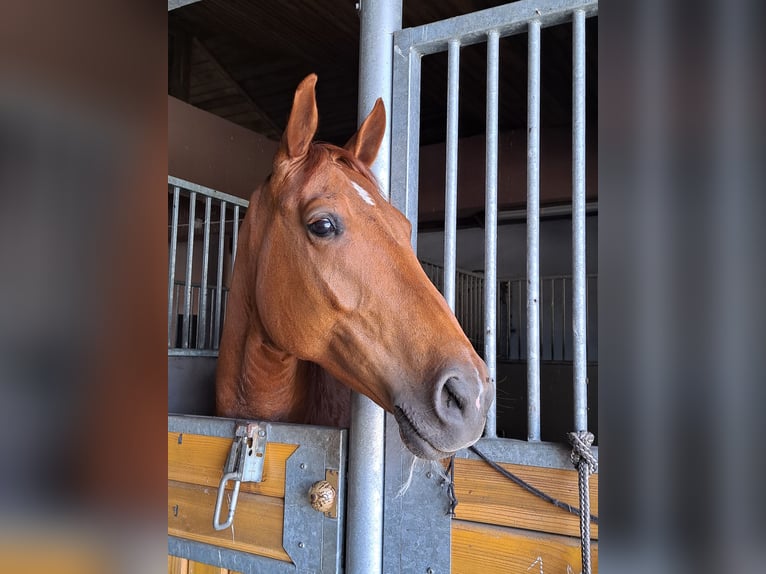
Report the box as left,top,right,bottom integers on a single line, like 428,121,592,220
216,75,493,460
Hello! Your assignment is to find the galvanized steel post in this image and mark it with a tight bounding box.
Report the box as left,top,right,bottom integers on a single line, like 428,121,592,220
484,30,500,438
347,1,402,572
213,200,226,349
168,186,180,346
198,196,212,349
572,9,588,432
526,20,542,441
444,39,461,311
182,191,196,349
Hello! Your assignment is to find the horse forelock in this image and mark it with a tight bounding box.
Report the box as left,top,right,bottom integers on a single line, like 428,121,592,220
273,142,380,201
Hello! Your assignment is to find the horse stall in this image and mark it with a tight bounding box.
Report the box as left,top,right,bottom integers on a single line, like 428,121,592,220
168,1,598,573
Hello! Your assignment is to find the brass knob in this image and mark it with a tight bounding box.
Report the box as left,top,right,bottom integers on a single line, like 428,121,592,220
309,480,336,513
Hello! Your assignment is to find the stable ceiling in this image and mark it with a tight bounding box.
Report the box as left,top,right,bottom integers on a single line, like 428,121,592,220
169,0,597,146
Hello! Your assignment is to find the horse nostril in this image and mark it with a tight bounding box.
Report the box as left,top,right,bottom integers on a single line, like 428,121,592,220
441,377,465,412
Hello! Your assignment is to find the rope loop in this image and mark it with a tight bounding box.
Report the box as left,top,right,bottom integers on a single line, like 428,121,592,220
567,430,597,574
568,430,597,474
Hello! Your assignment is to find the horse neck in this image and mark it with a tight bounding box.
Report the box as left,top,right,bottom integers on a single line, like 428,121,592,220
215,191,351,427
217,312,351,426
215,214,304,422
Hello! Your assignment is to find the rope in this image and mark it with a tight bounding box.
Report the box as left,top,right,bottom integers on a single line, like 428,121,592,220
468,443,598,524
568,431,597,574
446,455,458,516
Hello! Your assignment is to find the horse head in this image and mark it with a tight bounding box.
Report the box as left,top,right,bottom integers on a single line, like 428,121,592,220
217,74,494,459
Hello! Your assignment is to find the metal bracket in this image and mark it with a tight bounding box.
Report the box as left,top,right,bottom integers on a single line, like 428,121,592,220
212,422,267,530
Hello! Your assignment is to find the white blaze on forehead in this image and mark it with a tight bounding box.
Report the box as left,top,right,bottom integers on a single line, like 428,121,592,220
350,180,376,206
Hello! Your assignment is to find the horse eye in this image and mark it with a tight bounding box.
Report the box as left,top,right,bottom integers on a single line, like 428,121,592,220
308,218,336,238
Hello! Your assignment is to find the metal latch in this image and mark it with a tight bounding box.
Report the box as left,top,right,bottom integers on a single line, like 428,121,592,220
212,422,267,530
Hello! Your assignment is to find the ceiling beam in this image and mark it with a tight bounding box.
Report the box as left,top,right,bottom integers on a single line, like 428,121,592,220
193,37,283,139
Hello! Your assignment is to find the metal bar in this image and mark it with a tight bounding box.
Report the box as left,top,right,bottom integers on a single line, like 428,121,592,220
572,9,588,432
168,186,180,347
174,283,182,346
526,20,541,441
455,436,597,471
468,277,472,337
214,201,226,349
518,280,523,359
550,279,556,360
198,196,212,349
484,29,500,438
390,38,422,249
168,176,249,207
232,205,240,273
182,191,196,349
444,39,461,311
347,2,402,573
168,348,219,357
507,282,512,359
563,278,568,359
394,0,597,56
498,201,598,222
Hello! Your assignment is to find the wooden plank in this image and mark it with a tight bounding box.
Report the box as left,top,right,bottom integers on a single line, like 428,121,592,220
187,560,231,574
168,480,290,563
168,556,242,574
453,458,598,538
452,521,598,574
168,432,297,498
168,555,188,574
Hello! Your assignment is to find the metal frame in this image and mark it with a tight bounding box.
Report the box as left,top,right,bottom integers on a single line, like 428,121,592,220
390,0,599,465
167,176,248,354
168,415,347,574
346,3,402,574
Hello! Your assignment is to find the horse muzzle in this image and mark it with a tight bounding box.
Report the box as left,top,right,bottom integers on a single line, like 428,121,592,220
393,364,494,460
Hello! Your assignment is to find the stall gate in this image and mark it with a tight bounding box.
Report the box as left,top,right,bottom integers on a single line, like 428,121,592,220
387,1,599,572
168,1,598,573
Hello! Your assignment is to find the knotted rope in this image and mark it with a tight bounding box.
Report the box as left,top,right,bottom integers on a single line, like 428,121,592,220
568,431,597,574
446,455,458,516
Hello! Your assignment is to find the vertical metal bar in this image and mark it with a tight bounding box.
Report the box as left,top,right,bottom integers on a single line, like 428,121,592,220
470,276,474,338
182,191,197,349
526,20,542,441
231,205,240,274
507,282,512,359
168,186,180,347
563,278,568,360
484,29,499,438
444,39,461,311
518,280,523,359
550,279,556,360
476,276,480,343
198,196,212,349
214,201,226,349
572,9,588,432
349,2,401,573
390,37,422,249
464,275,468,339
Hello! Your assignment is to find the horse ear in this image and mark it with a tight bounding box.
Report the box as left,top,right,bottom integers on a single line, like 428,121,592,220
344,98,386,167
280,74,319,159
